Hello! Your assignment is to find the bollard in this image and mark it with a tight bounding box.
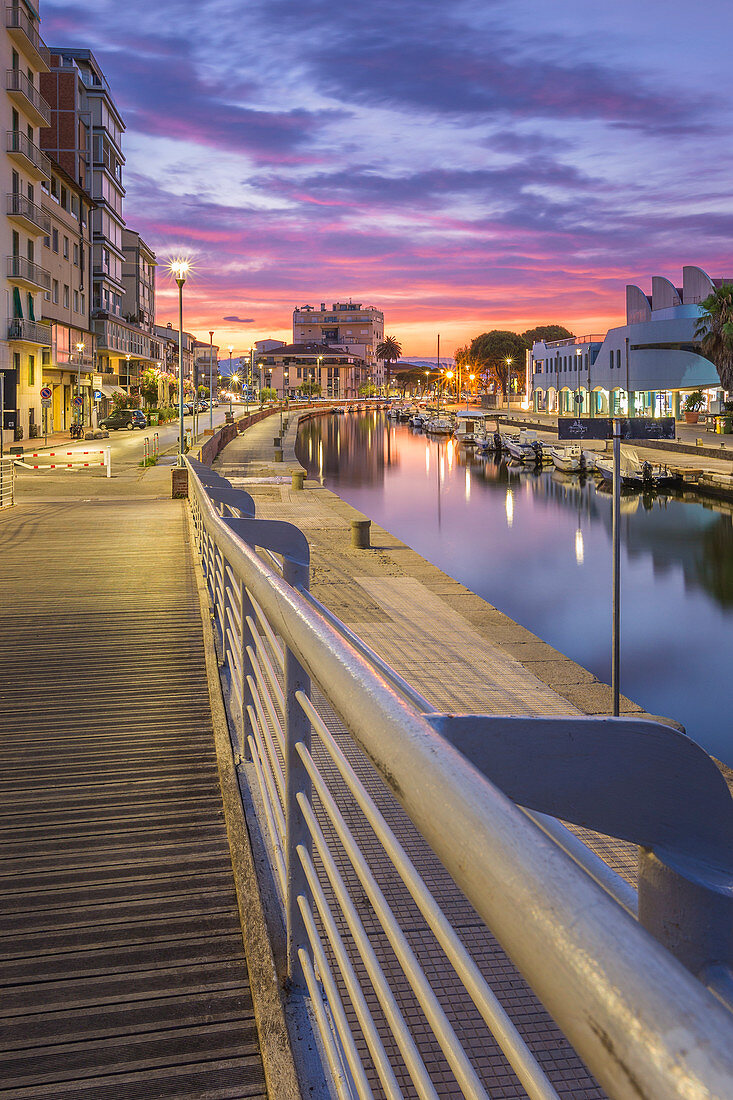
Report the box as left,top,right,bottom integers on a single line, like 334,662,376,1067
291,469,305,491
696,438,703,447
351,518,371,549
171,466,188,498
274,448,284,462
274,436,281,447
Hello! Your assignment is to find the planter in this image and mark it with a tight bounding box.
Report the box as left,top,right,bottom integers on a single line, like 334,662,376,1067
716,415,733,434
684,411,700,424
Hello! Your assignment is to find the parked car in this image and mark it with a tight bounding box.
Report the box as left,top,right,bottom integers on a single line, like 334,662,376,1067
211,398,219,407
100,408,147,430
197,401,209,412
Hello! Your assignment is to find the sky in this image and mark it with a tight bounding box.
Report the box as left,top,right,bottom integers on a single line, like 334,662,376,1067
42,0,733,356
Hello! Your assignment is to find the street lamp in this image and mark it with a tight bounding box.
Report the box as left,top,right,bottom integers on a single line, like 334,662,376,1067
169,259,189,466
75,341,85,427
506,358,513,408
230,374,238,418
468,373,475,411
446,369,454,408
209,330,214,431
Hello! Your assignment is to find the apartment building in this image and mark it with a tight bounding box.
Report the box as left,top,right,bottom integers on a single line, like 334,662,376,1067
192,337,218,394
1,0,53,445
292,300,384,370
258,342,367,399
155,321,194,384
40,158,94,431
41,48,159,399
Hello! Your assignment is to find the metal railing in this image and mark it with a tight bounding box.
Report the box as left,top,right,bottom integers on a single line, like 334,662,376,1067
0,456,14,507
5,68,51,124
7,253,51,290
6,191,50,234
5,4,50,67
186,454,733,1099
6,130,51,177
7,317,51,345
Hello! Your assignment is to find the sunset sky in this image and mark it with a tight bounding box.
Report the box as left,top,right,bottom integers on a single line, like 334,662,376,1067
42,0,733,356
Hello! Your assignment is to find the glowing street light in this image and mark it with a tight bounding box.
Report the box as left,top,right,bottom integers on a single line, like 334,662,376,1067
169,259,190,466
506,357,513,408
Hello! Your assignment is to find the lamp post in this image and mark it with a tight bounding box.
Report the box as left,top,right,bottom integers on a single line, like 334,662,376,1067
169,259,189,466
232,374,240,415
445,369,454,410
76,341,85,426
316,355,323,399
505,357,513,409
468,373,475,411
209,330,214,431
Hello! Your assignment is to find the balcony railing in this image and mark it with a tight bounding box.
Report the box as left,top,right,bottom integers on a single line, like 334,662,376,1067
7,254,50,290
8,317,51,344
6,68,51,125
6,130,51,178
5,5,50,69
6,192,50,234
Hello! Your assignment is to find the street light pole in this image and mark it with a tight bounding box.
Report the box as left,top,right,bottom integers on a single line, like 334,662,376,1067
209,330,214,432
506,357,512,409
76,341,84,427
170,260,189,466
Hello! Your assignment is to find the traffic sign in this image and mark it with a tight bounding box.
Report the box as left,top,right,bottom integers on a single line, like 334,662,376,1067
72,395,84,408
39,386,52,400
41,398,52,408
94,390,103,400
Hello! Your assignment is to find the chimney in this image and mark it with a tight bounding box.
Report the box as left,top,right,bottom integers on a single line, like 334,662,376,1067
321,302,326,310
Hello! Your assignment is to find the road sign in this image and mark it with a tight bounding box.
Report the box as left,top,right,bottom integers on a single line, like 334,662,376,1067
94,390,103,400
72,395,84,408
41,398,52,408
39,386,52,400
558,416,676,442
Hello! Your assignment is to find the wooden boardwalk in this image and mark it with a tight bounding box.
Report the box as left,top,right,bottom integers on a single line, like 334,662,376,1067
0,498,267,1098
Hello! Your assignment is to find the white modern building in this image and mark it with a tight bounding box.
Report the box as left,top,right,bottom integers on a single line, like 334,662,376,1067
530,266,730,418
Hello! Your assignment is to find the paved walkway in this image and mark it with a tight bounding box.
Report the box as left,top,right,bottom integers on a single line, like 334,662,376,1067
0,468,267,1096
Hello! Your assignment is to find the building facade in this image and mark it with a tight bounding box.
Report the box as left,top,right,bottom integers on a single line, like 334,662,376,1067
292,301,384,373
530,267,730,418
1,0,53,445
41,48,159,405
40,158,94,430
258,342,367,399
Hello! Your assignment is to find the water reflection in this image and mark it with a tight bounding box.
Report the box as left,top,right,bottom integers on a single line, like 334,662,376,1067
296,412,733,761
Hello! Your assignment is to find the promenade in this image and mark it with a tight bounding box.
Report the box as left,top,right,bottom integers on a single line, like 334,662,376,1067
0,459,267,1097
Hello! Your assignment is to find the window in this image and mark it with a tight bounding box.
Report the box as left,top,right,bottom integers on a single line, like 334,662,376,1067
52,228,58,253
60,185,68,210
43,232,50,249
50,176,60,202
28,355,34,386
617,349,622,370
73,243,79,265
80,293,85,315
73,290,79,312
63,284,69,308
52,279,59,303
63,236,69,259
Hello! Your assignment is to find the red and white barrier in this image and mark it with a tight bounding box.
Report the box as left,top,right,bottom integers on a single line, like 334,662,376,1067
15,447,111,478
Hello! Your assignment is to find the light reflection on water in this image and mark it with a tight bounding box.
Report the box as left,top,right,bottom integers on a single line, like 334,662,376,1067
296,411,733,764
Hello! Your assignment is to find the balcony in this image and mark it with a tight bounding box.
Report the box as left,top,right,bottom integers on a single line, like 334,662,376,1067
8,317,51,345
5,5,50,71
6,69,51,127
6,130,50,180
7,254,50,292
6,192,50,235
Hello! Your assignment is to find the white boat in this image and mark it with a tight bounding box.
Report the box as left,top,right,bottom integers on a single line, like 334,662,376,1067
594,447,679,487
503,429,548,464
426,415,453,435
453,411,492,445
548,443,584,472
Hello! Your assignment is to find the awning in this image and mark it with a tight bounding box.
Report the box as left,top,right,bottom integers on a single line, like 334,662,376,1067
97,384,123,398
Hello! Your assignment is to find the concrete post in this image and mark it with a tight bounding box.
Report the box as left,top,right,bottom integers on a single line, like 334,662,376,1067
291,469,305,491
274,448,283,462
351,518,371,548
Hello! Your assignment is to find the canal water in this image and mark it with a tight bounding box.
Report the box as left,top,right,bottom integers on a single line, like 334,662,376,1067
296,410,733,766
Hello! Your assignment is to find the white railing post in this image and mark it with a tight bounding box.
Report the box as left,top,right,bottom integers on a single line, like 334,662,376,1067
105,446,111,478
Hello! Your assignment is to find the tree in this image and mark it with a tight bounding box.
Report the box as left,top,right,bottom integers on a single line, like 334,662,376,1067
376,336,402,388
521,324,574,348
358,382,378,396
259,387,277,405
298,380,322,397
469,331,527,399
694,284,733,393
140,368,160,409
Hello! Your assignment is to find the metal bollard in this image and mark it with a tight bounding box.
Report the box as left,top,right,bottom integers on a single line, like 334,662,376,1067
274,448,284,462
291,469,305,491
351,518,371,548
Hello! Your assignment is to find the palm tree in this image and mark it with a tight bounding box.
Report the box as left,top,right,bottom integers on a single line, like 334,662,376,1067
694,283,733,393
376,336,402,392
